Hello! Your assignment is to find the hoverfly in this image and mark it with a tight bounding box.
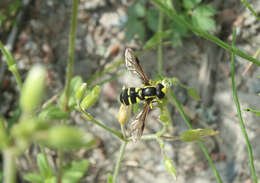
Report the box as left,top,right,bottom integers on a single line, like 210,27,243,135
119,48,169,140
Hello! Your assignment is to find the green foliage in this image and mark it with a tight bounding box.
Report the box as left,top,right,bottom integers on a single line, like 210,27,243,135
62,160,89,183
39,105,70,120
24,156,89,183
37,154,53,178
107,173,113,183
60,76,84,110
187,87,200,100
125,0,216,47
164,157,177,180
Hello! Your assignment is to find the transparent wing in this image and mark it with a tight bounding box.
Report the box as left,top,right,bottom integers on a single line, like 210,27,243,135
129,103,150,141
125,48,150,85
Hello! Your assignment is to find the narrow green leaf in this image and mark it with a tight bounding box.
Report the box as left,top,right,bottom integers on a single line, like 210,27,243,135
144,30,171,49
75,83,87,102
244,107,260,116
37,154,53,178
23,173,43,183
107,173,113,183
187,87,200,100
164,157,177,180
44,177,56,183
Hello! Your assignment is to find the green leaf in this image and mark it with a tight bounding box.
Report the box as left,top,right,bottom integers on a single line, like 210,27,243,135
187,87,200,100
183,0,201,9
181,128,218,142
128,1,146,18
44,177,56,183
159,105,171,125
147,9,159,32
144,30,171,49
192,15,216,31
194,5,217,17
62,160,90,183
192,5,216,31
107,173,113,183
244,107,260,116
39,105,70,120
24,173,43,183
164,157,177,180
125,19,146,41
59,76,83,109
37,154,53,178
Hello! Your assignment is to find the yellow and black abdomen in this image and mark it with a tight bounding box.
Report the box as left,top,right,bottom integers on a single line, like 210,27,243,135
120,87,143,105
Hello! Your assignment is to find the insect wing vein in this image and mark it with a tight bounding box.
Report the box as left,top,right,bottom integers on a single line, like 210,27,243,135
125,48,149,85
129,103,150,141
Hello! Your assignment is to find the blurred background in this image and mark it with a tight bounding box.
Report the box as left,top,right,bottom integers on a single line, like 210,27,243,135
0,0,260,182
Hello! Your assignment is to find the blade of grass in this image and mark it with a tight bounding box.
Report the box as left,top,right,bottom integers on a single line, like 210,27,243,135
231,29,258,183
151,0,260,66
169,90,223,183
240,0,260,21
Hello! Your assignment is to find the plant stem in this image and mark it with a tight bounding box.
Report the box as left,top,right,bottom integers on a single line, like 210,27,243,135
57,149,64,183
231,29,258,183
3,148,16,183
240,0,260,21
80,111,125,141
151,0,260,66
63,0,79,111
112,141,127,183
0,41,22,90
157,9,164,75
169,90,223,183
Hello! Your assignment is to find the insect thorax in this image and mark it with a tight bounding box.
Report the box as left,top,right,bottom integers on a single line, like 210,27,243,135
120,83,165,105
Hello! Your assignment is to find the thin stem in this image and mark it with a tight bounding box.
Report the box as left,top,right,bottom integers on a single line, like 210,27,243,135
112,141,127,183
169,90,223,183
240,0,260,21
3,148,16,183
231,29,258,183
0,41,22,90
80,111,125,141
157,9,164,75
151,0,260,66
57,149,64,183
63,0,79,111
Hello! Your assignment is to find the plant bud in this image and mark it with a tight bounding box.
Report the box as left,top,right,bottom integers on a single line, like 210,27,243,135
164,157,177,180
76,83,87,102
80,85,100,110
20,65,46,113
181,128,218,142
118,104,131,125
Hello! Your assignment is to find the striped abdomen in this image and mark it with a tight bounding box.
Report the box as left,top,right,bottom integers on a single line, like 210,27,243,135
119,84,165,106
